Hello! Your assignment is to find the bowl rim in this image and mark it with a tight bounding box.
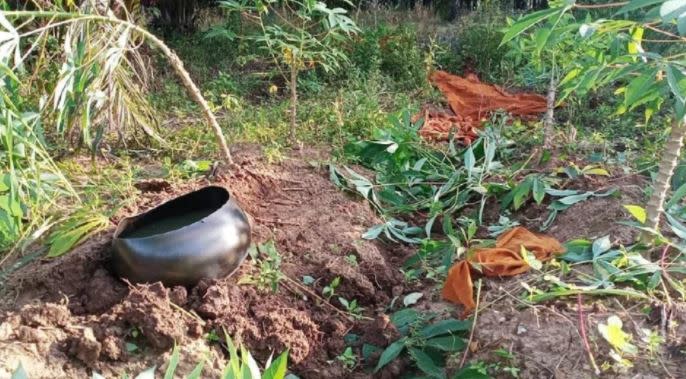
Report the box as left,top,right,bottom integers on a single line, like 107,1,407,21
113,185,232,241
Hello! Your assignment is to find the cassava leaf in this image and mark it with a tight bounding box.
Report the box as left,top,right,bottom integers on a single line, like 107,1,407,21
501,7,566,45
419,319,471,339
374,339,406,372
408,347,444,378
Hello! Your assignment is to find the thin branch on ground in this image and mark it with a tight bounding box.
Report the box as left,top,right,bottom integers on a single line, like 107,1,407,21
459,279,482,369
577,294,601,376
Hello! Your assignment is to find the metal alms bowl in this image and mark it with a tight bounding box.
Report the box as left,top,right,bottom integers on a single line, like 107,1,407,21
112,186,251,286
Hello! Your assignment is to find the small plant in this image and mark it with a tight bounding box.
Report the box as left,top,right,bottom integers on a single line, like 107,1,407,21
90,335,290,379
336,346,357,369
344,254,358,266
555,163,610,180
338,297,364,320
494,348,520,378
598,315,637,370
204,329,221,343
641,328,664,358
374,309,470,376
240,241,285,293
322,277,340,300
219,0,358,141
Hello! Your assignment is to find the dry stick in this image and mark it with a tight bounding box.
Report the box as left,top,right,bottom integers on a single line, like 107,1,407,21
577,294,601,376
4,10,233,164
459,279,482,369
169,300,206,326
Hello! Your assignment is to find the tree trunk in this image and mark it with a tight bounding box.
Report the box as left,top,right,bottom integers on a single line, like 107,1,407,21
289,65,298,144
542,73,556,150
645,120,686,235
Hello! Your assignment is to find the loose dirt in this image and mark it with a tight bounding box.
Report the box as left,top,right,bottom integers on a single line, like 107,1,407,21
0,145,410,378
0,145,680,378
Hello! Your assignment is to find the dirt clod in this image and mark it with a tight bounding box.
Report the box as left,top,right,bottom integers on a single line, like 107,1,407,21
113,282,187,350
67,328,101,366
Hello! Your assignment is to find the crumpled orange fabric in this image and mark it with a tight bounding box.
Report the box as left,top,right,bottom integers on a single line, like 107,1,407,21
419,71,548,142
442,227,565,315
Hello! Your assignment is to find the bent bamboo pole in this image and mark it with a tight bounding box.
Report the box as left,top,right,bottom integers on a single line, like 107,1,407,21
3,10,233,164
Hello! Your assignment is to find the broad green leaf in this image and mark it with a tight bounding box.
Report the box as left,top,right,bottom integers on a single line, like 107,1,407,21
187,359,205,379
557,193,592,205
546,188,579,197
452,365,490,379
647,271,662,290
660,0,686,24
164,345,181,379
623,205,647,224
464,147,475,179
338,297,349,308
583,167,610,176
592,236,612,257
665,212,686,239
624,71,659,109
391,308,419,335
403,292,423,306
561,239,593,262
513,177,533,210
0,173,9,192
501,7,565,45
408,347,444,378
666,65,686,104
0,194,22,216
425,335,466,352
241,345,260,379
374,338,406,372
667,181,686,210
362,224,384,240
616,0,664,15
532,176,546,204
560,67,581,86
262,350,289,379
419,319,471,339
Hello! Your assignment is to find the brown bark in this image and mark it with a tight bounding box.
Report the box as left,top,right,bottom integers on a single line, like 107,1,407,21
542,74,556,150
645,120,686,236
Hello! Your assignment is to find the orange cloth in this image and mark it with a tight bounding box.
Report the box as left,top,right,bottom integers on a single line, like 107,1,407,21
419,71,548,142
442,227,565,315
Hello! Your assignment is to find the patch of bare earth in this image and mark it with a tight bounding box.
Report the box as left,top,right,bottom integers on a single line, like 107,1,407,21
463,278,686,378
0,145,409,378
0,146,682,379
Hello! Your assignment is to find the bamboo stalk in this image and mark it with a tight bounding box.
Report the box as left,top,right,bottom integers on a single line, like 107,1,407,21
3,10,233,164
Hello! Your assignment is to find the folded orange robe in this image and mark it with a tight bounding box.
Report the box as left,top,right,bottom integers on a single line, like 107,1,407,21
442,227,565,314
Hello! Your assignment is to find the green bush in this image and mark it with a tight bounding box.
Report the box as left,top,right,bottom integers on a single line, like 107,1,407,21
347,25,425,90
435,23,507,82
